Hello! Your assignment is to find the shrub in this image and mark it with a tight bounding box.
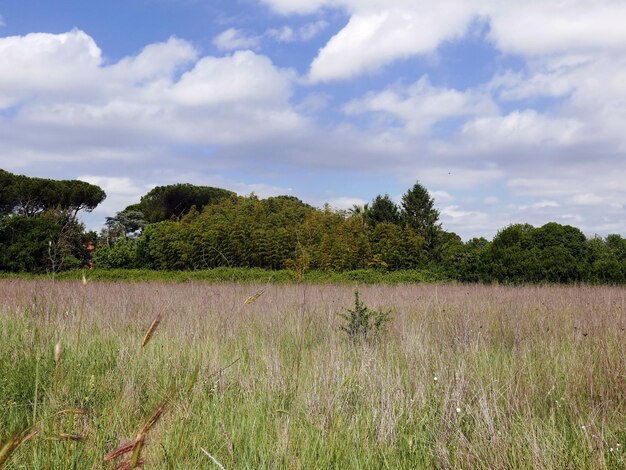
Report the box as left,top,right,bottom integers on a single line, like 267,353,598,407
339,291,390,343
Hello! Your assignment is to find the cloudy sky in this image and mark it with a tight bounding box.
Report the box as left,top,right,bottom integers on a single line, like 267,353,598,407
1,0,625,239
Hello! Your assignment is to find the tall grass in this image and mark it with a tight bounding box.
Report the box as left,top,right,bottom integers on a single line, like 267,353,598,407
1,280,625,468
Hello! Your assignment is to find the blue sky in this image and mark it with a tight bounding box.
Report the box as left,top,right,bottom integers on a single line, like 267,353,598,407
1,0,625,239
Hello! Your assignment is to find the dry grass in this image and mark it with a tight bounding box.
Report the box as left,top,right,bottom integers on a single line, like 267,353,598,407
1,280,626,468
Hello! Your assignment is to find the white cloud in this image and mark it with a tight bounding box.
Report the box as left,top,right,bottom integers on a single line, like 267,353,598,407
77,176,152,215
296,92,333,113
299,20,329,40
267,26,295,42
439,205,492,235
0,29,102,107
345,76,496,134
407,167,504,190
441,205,487,220
0,31,314,234
506,174,626,225
460,110,583,148
517,200,560,211
430,190,454,204
0,31,303,150
260,0,332,15
559,213,584,223
572,193,604,206
213,28,260,51
0,30,314,224
309,5,476,82
496,55,626,152
326,196,368,211
108,37,197,83
0,15,5,27
486,1,626,58
259,0,626,83
267,20,328,42
533,200,559,209
171,51,293,107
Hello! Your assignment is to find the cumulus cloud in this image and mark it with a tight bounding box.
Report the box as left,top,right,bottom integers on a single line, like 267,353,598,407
345,76,496,134
108,37,198,82
170,51,293,107
460,110,584,148
213,28,260,51
309,4,477,82
0,31,303,155
486,1,626,57
0,30,102,107
259,0,626,83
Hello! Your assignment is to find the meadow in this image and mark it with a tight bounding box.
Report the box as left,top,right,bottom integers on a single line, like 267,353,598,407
1,280,625,469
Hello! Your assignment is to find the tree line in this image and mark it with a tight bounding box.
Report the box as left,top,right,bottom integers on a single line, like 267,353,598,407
1,168,625,283
96,182,626,284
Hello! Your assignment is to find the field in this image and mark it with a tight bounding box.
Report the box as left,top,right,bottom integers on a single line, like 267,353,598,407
1,280,626,469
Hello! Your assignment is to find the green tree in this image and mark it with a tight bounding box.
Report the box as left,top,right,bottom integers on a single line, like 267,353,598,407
0,169,16,214
587,235,625,283
533,223,587,282
134,183,235,223
365,194,400,227
61,180,107,217
0,169,105,218
0,210,84,273
105,209,148,241
487,224,542,283
400,182,440,247
455,237,491,282
347,203,369,219
606,234,626,261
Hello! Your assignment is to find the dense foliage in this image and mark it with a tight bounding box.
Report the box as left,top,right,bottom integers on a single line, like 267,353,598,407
2,169,625,284
0,170,104,273
95,186,626,284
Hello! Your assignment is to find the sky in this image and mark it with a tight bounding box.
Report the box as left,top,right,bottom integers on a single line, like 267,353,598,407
0,0,625,239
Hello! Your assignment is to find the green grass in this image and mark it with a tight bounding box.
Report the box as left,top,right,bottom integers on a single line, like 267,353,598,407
1,281,625,468
0,267,446,284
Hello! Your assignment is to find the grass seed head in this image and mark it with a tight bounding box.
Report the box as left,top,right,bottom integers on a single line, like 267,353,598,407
0,428,38,467
141,313,162,348
104,442,135,462
244,290,264,305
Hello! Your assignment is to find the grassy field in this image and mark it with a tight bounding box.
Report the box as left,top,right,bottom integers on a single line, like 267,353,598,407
1,280,626,469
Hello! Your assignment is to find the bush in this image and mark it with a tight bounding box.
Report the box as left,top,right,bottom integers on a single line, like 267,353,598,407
339,291,390,343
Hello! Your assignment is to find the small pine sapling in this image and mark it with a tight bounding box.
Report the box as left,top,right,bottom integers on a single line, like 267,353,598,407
339,291,390,343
